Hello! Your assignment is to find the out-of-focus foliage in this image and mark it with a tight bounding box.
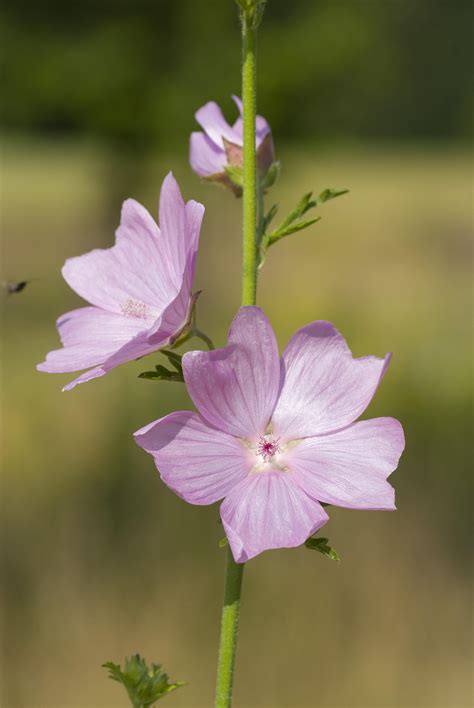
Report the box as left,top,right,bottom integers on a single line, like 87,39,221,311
2,0,472,147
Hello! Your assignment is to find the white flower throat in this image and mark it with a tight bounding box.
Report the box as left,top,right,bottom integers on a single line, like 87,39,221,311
246,433,288,473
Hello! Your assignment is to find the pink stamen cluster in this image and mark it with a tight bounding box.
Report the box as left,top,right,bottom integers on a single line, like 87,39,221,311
257,435,280,462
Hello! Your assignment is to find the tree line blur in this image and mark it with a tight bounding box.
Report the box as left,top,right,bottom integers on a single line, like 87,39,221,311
3,0,472,149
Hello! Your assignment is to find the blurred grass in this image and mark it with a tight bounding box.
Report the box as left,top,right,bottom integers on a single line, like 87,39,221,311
1,140,472,708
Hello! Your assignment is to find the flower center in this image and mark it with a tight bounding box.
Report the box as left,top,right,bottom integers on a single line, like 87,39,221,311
121,298,149,319
257,435,280,463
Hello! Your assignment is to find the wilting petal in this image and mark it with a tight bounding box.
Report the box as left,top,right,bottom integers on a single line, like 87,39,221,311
37,306,147,373
195,101,240,149
272,321,391,439
134,411,248,505
183,306,280,438
290,418,404,510
221,472,329,562
190,132,226,177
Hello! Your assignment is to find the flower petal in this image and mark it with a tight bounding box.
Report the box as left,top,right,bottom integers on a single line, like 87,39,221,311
62,366,106,391
37,306,147,373
62,173,203,317
134,411,248,505
157,172,202,277
63,204,165,316
195,101,241,148
221,472,329,562
272,321,391,439
289,417,405,510
190,132,226,176
183,306,280,438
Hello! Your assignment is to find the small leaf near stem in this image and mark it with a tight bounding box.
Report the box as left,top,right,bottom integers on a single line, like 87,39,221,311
138,365,184,383
258,187,349,267
138,331,214,382
103,654,184,707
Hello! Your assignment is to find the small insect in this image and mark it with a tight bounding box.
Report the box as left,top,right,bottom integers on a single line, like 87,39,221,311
1,280,32,295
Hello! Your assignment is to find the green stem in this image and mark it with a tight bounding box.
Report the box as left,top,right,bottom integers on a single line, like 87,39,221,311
241,13,258,307
214,548,245,708
214,6,262,708
193,328,215,350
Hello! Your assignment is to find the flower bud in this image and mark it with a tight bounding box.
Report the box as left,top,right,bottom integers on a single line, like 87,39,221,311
190,95,276,197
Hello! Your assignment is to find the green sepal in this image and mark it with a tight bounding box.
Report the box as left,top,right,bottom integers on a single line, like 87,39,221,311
260,160,280,191
236,0,267,28
224,164,243,189
304,536,340,562
102,654,184,708
219,536,229,548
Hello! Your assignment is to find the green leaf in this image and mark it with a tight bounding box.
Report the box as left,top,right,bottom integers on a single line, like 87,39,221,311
160,349,183,374
317,187,349,203
275,191,316,233
103,654,184,708
138,364,184,383
267,216,321,245
260,186,349,259
304,536,340,562
262,203,278,234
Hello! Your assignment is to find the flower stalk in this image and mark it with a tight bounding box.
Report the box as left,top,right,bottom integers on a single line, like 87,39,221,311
241,7,258,308
215,3,263,706
214,548,245,708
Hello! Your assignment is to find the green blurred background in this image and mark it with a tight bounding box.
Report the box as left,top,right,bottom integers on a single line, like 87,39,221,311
1,1,472,707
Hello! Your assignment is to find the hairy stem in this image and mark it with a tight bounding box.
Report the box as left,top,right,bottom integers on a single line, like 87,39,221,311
241,13,258,307
214,548,245,708
215,6,262,708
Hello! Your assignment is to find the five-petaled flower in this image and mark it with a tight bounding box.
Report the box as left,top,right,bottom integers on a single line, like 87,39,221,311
135,307,405,563
37,173,204,390
190,96,275,195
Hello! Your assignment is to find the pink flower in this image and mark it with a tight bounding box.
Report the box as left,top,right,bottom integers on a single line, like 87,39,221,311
135,307,405,562
38,173,204,391
189,96,275,194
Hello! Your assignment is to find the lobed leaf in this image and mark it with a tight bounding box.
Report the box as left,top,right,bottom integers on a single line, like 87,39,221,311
103,654,184,708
